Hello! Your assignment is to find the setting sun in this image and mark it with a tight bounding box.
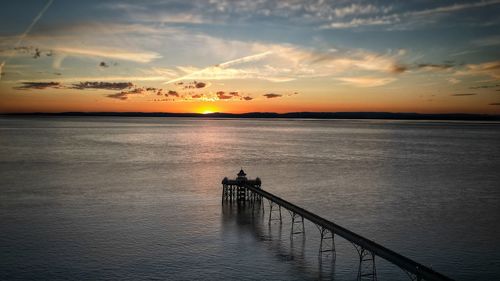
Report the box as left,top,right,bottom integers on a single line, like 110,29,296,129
198,105,218,114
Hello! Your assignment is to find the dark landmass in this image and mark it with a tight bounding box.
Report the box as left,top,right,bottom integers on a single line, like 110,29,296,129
2,111,500,121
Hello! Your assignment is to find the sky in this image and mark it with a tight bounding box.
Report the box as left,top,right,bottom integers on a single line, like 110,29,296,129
0,0,499,114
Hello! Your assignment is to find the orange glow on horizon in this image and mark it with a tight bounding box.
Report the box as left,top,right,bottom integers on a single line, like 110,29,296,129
0,86,499,115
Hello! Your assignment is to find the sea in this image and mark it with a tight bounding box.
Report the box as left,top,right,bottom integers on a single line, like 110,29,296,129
1,117,499,280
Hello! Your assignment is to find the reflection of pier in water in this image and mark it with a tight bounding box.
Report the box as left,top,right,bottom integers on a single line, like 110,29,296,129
222,170,454,281
222,201,336,280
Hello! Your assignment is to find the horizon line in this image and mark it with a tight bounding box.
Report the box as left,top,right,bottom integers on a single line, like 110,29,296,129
2,111,499,121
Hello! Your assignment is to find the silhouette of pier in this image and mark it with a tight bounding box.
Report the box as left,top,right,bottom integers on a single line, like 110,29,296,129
222,170,453,281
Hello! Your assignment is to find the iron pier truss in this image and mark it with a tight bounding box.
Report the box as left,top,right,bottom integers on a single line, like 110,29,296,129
222,170,454,281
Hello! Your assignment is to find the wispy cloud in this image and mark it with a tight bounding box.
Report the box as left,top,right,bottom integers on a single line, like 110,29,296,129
19,76,167,83
71,82,134,90
455,60,500,80
162,40,406,84
469,84,500,89
336,76,396,87
263,93,282,98
101,1,390,26
216,91,233,100
53,46,161,63
165,51,272,84
472,35,500,47
14,81,62,90
417,63,454,71
323,17,393,29
217,51,273,68
107,92,128,100
322,0,500,29
0,0,53,80
408,0,500,18
167,90,179,97
451,93,477,96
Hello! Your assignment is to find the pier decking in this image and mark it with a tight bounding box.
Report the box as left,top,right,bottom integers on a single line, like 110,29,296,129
222,170,453,281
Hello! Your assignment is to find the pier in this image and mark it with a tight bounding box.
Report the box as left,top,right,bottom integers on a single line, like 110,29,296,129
222,170,453,281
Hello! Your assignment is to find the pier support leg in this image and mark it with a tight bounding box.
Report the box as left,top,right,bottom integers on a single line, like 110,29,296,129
289,212,305,237
403,271,423,281
236,186,246,203
354,246,377,281
222,184,228,203
317,226,335,258
268,201,282,224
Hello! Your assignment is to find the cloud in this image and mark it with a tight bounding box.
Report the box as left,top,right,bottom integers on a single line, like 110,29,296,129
472,36,500,47
106,88,147,100
0,0,53,81
24,75,166,83
0,46,53,59
322,17,393,29
451,93,477,96
469,84,500,89
107,92,128,100
14,81,62,90
417,63,454,71
336,76,396,87
53,46,161,63
17,0,54,43
102,3,211,24
33,48,41,59
147,67,178,79
71,81,134,90
217,51,273,68
52,53,66,69
263,93,282,98
408,0,500,18
321,0,500,29
165,51,272,84
163,42,406,85
177,80,209,89
101,2,390,26
456,60,500,79
332,4,389,18
167,90,179,97
216,91,233,99
448,78,461,84
215,91,244,100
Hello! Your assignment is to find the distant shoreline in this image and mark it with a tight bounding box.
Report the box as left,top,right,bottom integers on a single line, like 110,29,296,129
2,111,500,121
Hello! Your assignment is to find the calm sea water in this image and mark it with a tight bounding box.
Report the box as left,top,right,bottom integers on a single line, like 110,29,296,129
1,117,499,280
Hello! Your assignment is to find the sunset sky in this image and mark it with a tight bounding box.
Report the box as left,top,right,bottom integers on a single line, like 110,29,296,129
0,0,499,114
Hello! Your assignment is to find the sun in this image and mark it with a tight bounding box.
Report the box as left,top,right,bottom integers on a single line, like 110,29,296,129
198,106,218,114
